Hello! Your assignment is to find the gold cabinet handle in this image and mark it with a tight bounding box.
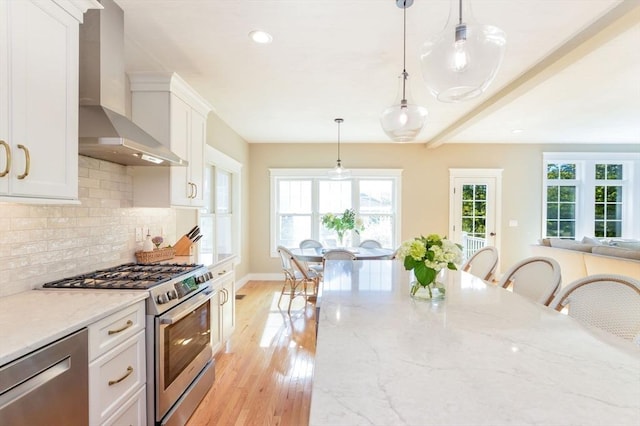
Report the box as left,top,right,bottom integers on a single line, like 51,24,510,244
108,366,133,386
16,144,30,179
0,140,10,177
108,320,133,335
188,182,197,199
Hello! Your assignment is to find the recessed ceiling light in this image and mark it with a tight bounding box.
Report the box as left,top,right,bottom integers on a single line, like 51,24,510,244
249,30,272,44
511,129,524,134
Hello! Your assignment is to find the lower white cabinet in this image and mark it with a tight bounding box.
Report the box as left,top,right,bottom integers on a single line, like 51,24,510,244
210,261,235,354
102,385,146,426
88,301,146,426
220,272,235,343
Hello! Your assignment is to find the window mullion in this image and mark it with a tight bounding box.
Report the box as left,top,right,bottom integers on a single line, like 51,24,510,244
312,178,319,240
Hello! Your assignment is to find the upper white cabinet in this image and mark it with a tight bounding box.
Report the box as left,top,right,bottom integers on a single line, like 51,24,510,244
0,0,98,203
129,72,212,208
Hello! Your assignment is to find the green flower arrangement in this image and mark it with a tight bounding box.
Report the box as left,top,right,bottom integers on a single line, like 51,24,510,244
321,208,364,246
397,234,463,298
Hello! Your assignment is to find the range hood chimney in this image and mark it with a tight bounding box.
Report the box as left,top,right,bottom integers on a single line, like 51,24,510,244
78,0,186,167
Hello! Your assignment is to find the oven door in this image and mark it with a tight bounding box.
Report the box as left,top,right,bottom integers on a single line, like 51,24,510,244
156,288,214,420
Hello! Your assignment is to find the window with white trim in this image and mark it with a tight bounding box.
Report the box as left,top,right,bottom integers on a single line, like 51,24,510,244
542,153,639,240
270,169,402,255
199,147,242,266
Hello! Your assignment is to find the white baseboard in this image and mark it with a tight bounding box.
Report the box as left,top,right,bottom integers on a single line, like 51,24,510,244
235,273,282,290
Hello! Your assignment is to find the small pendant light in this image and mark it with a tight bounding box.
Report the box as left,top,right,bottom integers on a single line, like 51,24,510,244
420,0,506,102
327,118,351,180
380,0,428,142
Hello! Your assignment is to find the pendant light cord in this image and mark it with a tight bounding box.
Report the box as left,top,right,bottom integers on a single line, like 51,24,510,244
337,122,341,162
458,0,463,25
335,118,343,163
401,0,407,101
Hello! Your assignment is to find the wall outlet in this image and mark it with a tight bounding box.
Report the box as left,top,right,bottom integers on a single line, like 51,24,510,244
509,219,519,227
135,227,143,242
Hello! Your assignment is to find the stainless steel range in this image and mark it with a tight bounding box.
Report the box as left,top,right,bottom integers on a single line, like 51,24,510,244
42,263,216,426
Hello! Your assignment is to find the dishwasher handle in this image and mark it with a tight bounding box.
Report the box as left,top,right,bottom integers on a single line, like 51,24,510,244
0,357,71,409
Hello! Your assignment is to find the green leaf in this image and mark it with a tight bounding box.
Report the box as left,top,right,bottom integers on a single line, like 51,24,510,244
414,263,436,286
404,256,419,270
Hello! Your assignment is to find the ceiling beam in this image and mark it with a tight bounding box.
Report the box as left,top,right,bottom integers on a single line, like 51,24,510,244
425,0,640,148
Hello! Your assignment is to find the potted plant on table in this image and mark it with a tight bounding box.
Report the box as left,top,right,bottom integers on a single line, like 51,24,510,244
397,234,463,300
321,208,364,247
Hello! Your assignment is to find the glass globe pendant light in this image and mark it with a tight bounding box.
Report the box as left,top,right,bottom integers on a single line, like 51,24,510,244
380,0,428,142
420,0,506,102
327,118,351,180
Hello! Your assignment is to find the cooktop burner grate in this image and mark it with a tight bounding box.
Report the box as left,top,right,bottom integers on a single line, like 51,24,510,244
41,263,201,290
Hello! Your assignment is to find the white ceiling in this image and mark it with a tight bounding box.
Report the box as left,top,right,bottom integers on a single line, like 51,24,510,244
116,0,640,145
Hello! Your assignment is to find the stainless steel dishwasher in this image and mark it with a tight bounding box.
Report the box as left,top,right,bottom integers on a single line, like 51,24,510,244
0,328,88,425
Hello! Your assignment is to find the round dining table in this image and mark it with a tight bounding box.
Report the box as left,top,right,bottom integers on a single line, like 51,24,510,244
289,246,395,262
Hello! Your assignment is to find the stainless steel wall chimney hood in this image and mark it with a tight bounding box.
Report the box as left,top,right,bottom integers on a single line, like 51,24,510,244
78,0,186,167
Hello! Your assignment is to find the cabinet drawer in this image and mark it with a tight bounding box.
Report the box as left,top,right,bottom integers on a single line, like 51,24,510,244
89,301,145,360
210,264,233,281
102,385,146,426
89,331,146,426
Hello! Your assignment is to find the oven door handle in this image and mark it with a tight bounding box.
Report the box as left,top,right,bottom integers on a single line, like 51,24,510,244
159,289,214,325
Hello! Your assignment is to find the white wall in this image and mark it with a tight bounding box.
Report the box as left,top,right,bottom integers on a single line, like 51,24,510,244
247,142,634,277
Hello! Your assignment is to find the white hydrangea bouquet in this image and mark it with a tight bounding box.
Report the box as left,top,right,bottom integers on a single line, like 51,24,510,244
397,234,463,298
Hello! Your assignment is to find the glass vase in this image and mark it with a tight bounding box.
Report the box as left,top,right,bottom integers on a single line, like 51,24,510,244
410,281,446,301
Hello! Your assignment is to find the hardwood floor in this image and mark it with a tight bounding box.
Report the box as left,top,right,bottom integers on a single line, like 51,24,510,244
187,281,317,426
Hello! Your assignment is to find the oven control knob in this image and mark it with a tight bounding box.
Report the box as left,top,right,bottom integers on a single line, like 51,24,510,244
157,293,169,304
207,272,213,280
168,290,178,300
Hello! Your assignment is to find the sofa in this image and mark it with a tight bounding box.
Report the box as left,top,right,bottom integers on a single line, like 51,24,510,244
530,238,640,288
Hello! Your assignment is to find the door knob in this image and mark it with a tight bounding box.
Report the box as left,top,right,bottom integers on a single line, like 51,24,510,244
489,232,496,236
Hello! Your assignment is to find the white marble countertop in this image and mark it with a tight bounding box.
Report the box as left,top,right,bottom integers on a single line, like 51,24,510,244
310,260,640,426
0,289,148,366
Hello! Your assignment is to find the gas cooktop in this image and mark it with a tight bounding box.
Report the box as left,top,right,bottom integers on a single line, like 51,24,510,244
41,263,202,290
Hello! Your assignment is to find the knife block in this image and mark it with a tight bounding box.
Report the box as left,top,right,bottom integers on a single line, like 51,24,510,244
173,235,193,256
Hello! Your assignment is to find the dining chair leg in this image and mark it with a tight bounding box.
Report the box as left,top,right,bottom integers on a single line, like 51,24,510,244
287,282,297,314
277,280,287,310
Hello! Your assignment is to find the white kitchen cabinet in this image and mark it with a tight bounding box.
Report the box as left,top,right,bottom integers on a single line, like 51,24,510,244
88,300,146,426
210,260,235,353
0,0,97,202
129,72,212,208
102,385,146,426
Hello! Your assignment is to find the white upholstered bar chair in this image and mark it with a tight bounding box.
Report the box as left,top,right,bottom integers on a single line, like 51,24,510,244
498,256,562,306
461,246,499,281
549,274,640,343
359,239,382,248
277,246,319,313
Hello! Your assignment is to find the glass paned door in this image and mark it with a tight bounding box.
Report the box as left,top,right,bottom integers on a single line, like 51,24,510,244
450,170,501,261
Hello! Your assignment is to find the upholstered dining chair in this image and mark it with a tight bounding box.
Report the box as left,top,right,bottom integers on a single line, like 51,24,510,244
277,246,319,313
549,274,640,343
359,239,382,248
299,239,324,278
323,249,357,261
498,256,562,306
300,239,323,249
461,246,499,281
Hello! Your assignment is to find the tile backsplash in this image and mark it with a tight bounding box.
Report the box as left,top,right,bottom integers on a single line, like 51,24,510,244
0,156,177,296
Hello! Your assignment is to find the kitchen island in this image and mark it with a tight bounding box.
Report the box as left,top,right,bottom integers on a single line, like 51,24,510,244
310,260,640,426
